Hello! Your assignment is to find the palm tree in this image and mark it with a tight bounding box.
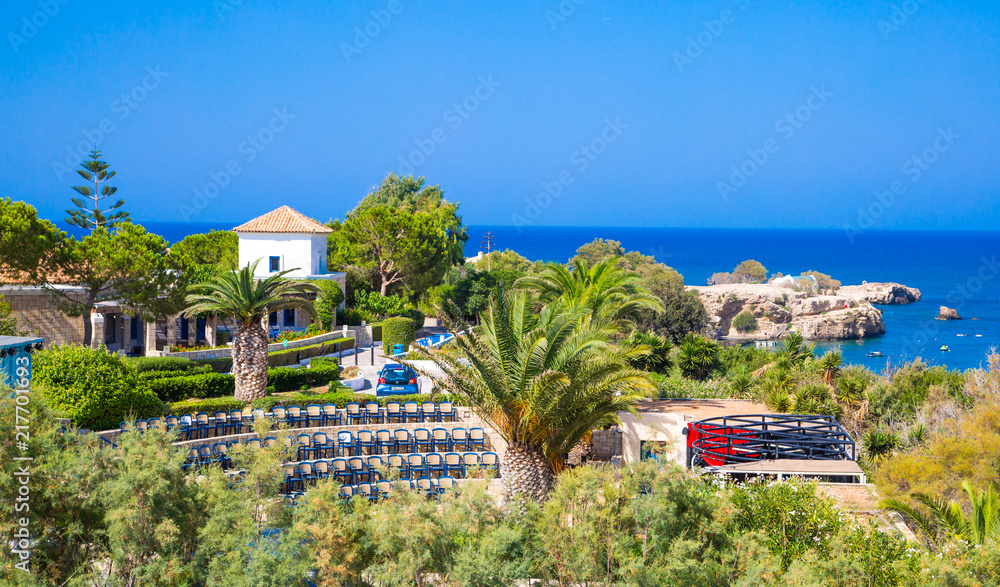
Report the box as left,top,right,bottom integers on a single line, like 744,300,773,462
780,331,814,367
413,290,655,500
881,481,1000,547
184,259,320,403
515,259,663,329
817,350,843,386
677,334,720,380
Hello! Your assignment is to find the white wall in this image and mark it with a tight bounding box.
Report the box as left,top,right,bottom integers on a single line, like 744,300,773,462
237,232,322,278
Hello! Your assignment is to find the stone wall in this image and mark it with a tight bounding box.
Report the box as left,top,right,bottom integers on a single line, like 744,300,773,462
4,289,85,345
591,428,623,460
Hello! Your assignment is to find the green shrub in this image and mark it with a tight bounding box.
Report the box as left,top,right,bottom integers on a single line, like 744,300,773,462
267,337,353,367
732,311,758,333
138,365,213,380
267,363,340,393
623,331,673,373
35,345,163,431
408,308,426,330
195,357,233,373
147,373,236,403
126,355,194,373
371,322,383,342
382,316,415,354
315,279,345,330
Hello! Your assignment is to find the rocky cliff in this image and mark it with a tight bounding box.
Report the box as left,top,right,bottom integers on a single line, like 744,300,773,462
838,283,921,305
690,283,889,341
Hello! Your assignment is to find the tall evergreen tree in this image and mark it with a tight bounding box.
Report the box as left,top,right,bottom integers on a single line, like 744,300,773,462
66,150,130,230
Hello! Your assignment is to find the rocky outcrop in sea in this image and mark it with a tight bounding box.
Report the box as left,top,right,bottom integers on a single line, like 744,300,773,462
689,282,921,341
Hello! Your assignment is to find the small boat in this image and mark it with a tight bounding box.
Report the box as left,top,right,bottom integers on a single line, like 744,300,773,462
956,334,967,337
866,351,884,358
940,345,951,352
976,334,983,337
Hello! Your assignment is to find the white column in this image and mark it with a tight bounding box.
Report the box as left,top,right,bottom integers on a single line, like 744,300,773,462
206,314,217,347
144,321,157,355
90,312,105,349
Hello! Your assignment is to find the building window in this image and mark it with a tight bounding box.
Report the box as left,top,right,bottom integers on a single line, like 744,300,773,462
269,256,280,272
284,309,295,326
269,311,278,326
180,317,189,341
197,317,206,340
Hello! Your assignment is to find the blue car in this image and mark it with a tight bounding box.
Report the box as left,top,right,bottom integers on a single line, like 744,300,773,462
376,364,420,396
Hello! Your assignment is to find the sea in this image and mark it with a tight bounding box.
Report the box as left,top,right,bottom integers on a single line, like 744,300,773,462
121,222,1000,372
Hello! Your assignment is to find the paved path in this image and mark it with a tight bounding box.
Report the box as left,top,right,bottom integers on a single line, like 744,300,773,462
308,343,436,396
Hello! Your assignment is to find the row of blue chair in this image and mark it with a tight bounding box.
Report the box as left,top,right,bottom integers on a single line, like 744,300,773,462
280,452,499,492
179,426,489,468
123,401,460,441
337,476,460,502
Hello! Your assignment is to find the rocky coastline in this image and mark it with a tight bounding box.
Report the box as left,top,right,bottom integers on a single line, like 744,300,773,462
689,282,922,341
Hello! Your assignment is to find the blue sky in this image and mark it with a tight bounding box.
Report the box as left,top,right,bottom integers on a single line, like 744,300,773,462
2,0,998,230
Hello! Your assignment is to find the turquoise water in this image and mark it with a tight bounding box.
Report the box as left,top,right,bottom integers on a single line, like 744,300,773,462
120,222,1000,370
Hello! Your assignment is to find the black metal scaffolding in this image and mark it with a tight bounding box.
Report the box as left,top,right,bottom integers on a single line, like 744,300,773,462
687,414,856,467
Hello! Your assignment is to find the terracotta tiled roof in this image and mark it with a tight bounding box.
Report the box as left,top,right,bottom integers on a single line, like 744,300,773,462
232,206,332,234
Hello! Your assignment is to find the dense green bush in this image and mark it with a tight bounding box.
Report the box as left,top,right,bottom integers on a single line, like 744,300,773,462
147,372,236,403
623,331,673,373
408,308,426,330
126,355,194,373
138,364,212,380
267,363,341,393
194,357,233,373
732,311,758,333
35,345,163,430
371,322,383,342
315,279,345,330
267,337,353,367
382,316,415,353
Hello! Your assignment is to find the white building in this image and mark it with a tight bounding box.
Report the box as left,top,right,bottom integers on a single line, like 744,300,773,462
233,205,346,330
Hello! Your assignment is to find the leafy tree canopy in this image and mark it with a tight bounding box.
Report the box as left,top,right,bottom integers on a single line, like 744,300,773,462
0,198,66,284
473,249,542,274
169,230,239,285
339,205,452,295
51,223,181,345
732,259,768,284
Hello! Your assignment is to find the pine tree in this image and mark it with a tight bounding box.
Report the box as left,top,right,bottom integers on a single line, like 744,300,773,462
66,150,130,230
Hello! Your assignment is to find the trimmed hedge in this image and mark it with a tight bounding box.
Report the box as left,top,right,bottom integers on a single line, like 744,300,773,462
191,337,355,372
382,317,415,354
167,392,461,418
267,363,341,393
139,365,212,380
147,373,236,403
371,322,383,342
147,362,342,402
127,356,194,373
408,308,426,330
